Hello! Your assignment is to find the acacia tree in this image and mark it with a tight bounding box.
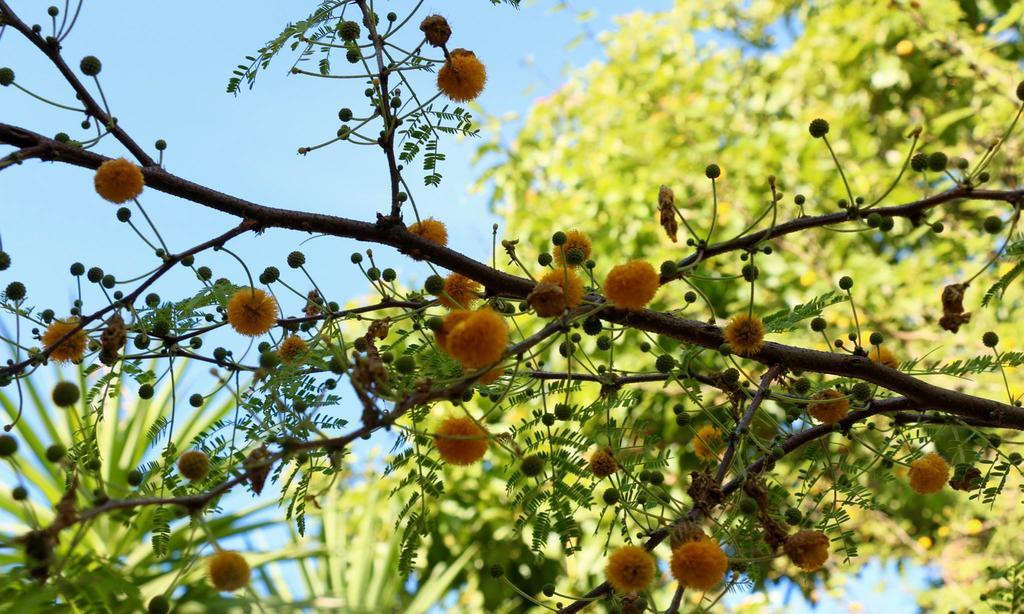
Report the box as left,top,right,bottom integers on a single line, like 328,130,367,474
1,0,1024,611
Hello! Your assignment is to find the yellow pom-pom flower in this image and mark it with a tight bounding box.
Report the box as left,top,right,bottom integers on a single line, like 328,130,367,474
227,288,278,337
535,268,584,313
41,318,88,364
784,530,829,571
443,307,507,369
670,537,729,591
808,388,849,424
723,313,765,356
588,448,619,478
208,550,251,591
437,48,487,102
693,425,724,463
437,273,481,310
278,335,308,363
407,217,449,246
434,416,488,465
436,310,472,351
555,230,592,267
94,157,144,204
605,546,656,593
870,346,899,368
603,260,659,310
908,452,950,494
478,366,505,385
178,450,211,481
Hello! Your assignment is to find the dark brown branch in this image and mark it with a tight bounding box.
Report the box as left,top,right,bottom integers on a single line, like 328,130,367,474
0,0,156,166
2,125,1022,427
714,364,784,483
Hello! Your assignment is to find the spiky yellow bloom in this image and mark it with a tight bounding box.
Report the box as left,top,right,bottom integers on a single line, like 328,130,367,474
278,335,308,363
437,273,481,310
693,425,724,463
407,217,448,246
227,288,278,337
784,530,829,571
588,448,618,478
94,157,144,204
670,537,728,591
42,318,88,364
177,450,210,481
535,268,584,314
437,48,486,102
603,260,659,310
870,346,899,368
808,388,849,424
434,416,488,465
443,307,507,369
908,452,950,494
555,230,592,267
605,546,656,593
208,550,250,591
723,313,765,356
436,310,473,351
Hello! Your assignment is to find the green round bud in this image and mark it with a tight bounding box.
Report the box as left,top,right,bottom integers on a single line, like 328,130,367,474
541,413,555,426
931,222,944,233
79,55,102,76
649,471,664,485
582,316,602,336
353,337,369,352
639,341,651,353
879,217,895,232
1017,80,1024,102
794,194,806,205
101,274,115,289
808,118,830,138
551,231,567,246
188,393,204,408
784,507,802,526
394,355,416,374
5,281,26,302
809,316,827,333
910,152,927,172
660,260,678,276
554,403,572,420
127,469,144,487
0,434,18,457
718,343,732,356
70,262,85,276
705,163,721,179
0,67,14,86
793,377,811,394
12,486,27,501
489,564,504,578
978,171,990,183
287,251,306,268
338,107,353,122
983,331,1000,348
116,207,131,222
869,332,884,346
520,454,545,477
155,139,167,151
655,354,676,373
346,49,360,63
596,336,612,351
52,381,80,407
983,215,1004,235
86,266,104,283
338,20,361,41
927,151,948,172
424,274,445,295
738,498,758,515
742,264,759,281
45,444,66,462
147,595,170,614
260,351,280,369
602,487,620,505
723,368,740,384
538,252,553,266
380,351,394,364
684,291,697,303
851,382,872,401
838,275,854,291
382,268,397,282
138,384,154,399
866,212,882,228
675,413,691,426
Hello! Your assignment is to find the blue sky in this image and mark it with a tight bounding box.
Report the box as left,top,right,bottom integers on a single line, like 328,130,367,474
1,1,938,611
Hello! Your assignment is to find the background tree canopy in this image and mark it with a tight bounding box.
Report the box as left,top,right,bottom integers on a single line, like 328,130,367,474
1,0,1024,612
